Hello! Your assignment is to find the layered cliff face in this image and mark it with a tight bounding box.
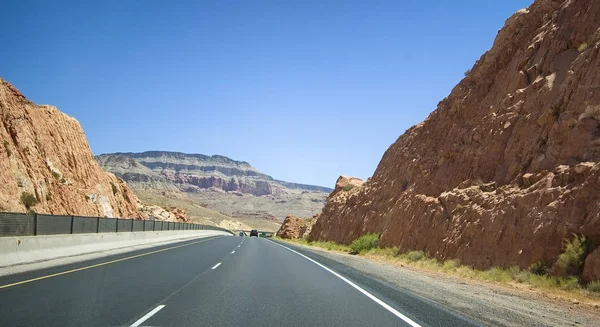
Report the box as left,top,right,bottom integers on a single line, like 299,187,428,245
97,152,331,221
0,79,143,218
97,152,332,196
311,0,600,281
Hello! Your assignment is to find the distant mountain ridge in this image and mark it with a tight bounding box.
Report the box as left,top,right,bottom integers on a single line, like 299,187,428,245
96,151,333,195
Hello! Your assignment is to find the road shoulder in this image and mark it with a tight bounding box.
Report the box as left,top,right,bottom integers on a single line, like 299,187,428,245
276,240,600,327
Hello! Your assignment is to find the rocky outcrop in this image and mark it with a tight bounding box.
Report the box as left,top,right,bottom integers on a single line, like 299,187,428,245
0,78,143,218
311,0,600,280
139,201,191,223
276,215,316,239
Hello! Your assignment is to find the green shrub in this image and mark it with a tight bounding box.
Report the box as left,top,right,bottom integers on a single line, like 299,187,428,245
442,259,460,271
45,193,51,201
111,183,118,195
404,250,427,262
350,233,379,253
401,180,409,191
554,235,587,277
464,69,471,76
21,192,38,209
84,195,90,201
3,140,10,157
342,185,354,191
51,171,60,179
60,177,66,183
587,281,600,293
529,261,552,275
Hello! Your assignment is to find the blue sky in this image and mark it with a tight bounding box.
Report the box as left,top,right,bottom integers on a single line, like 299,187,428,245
0,0,532,188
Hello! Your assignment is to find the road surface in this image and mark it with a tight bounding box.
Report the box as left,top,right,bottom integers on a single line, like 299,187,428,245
0,235,482,326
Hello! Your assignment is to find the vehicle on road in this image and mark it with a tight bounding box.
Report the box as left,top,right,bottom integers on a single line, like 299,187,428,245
250,229,259,237
239,232,245,237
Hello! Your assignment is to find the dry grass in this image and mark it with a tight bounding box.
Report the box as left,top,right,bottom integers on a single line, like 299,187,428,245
277,238,600,305
274,237,351,252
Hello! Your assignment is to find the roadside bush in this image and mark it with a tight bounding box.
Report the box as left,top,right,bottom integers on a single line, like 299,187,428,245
554,235,587,277
529,261,552,276
3,140,10,157
442,259,460,271
587,281,600,293
51,171,60,180
403,250,427,262
21,192,38,209
343,185,354,191
350,233,379,253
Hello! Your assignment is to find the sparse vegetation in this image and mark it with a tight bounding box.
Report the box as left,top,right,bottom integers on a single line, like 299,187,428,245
84,195,90,201
51,171,60,180
20,192,38,209
343,185,354,191
403,250,427,262
3,140,11,157
464,69,471,76
401,180,409,191
578,42,588,52
587,281,600,293
276,234,600,303
553,235,587,277
551,103,561,120
111,182,118,195
529,261,552,275
60,177,66,183
350,233,379,253
45,193,51,201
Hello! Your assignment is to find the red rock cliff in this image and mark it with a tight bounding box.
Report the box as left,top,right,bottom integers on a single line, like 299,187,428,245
0,78,143,218
310,0,600,281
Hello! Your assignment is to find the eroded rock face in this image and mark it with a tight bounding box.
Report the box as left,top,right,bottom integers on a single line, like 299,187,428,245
97,152,332,196
0,79,143,218
276,215,316,239
139,201,191,223
311,0,600,279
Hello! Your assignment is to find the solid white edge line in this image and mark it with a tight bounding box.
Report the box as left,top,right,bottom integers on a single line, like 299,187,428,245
231,250,235,254
270,241,422,327
211,262,222,270
130,305,165,327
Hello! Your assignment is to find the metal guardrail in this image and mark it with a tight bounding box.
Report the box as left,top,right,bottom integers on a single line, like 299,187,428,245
0,212,233,237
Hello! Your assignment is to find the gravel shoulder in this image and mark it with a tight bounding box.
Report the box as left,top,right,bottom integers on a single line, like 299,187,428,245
284,241,600,327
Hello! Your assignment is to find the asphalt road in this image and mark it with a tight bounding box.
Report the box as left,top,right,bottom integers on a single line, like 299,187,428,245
0,235,482,326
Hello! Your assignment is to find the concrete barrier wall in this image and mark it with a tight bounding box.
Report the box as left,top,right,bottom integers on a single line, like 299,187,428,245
0,230,231,269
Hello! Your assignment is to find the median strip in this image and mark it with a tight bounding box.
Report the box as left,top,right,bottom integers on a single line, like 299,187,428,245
130,305,165,327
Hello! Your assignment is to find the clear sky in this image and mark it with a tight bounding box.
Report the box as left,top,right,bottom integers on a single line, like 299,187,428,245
0,0,532,188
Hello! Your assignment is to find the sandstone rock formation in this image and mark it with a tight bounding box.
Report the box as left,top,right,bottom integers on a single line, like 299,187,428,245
0,78,143,218
276,215,317,239
139,202,191,223
311,0,600,281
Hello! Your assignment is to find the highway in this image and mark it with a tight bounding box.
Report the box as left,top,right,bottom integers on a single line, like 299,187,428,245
0,235,482,326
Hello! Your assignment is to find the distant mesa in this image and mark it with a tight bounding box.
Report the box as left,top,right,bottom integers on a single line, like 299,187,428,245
96,151,333,196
